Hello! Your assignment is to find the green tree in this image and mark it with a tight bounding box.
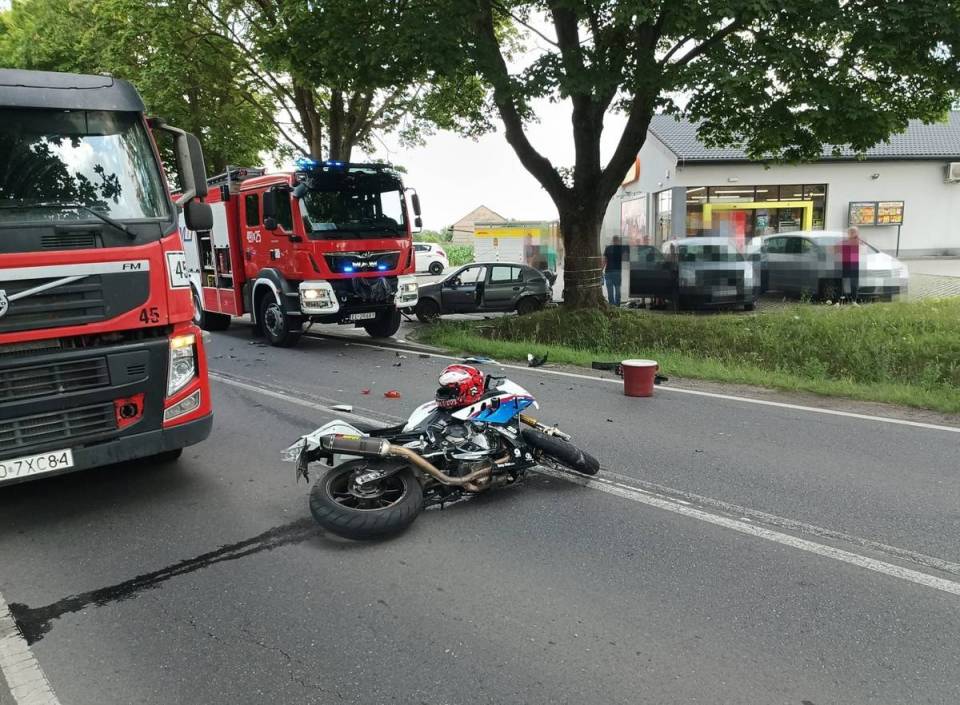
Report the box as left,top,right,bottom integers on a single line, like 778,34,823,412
430,1,960,307
193,0,490,162
0,0,278,174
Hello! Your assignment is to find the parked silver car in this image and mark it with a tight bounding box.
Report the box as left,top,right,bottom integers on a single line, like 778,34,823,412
629,237,760,310
746,232,909,301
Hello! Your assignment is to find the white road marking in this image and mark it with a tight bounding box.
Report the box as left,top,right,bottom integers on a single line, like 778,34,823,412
0,592,60,705
538,467,960,597
305,335,960,435
209,372,388,427
211,372,960,597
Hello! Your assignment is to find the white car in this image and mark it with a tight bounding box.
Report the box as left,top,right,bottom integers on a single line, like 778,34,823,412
413,242,449,275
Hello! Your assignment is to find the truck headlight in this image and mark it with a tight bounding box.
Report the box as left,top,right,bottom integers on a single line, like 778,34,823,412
396,275,419,306
299,281,339,313
167,334,197,396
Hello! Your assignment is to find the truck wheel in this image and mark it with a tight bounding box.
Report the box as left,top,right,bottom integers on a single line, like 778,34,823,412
363,307,401,338
193,290,230,332
428,261,444,275
259,292,302,347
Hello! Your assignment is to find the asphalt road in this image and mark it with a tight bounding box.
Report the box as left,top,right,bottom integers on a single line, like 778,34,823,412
2,323,960,705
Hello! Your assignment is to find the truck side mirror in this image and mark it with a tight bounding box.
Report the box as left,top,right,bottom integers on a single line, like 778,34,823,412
185,133,208,198
411,193,421,216
184,199,213,231
414,216,423,230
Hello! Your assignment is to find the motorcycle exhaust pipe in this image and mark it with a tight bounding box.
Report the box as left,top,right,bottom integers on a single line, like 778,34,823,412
321,435,492,488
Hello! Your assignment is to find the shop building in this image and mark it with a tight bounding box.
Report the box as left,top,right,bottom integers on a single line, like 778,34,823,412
602,113,960,256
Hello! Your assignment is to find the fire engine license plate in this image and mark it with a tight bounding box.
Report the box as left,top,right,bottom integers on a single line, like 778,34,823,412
348,312,377,321
0,449,74,482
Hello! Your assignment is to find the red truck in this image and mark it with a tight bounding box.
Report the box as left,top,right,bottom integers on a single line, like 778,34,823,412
182,161,420,346
0,69,214,485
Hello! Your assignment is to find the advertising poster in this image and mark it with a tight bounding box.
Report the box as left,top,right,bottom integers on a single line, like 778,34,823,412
877,201,905,225
848,202,877,226
620,197,647,245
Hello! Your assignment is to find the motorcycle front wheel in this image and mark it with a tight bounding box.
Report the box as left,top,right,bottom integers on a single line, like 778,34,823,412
521,428,600,476
310,460,424,540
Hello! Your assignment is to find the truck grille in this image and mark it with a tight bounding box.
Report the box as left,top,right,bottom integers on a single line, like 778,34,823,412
329,276,398,305
0,271,149,334
0,357,110,403
324,251,401,274
0,402,116,456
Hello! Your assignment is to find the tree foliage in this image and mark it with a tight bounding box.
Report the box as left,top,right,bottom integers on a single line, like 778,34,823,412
0,0,278,175
193,0,489,162
426,0,960,307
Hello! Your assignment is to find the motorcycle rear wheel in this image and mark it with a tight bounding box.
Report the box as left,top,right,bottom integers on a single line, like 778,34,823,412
521,428,600,476
310,460,423,540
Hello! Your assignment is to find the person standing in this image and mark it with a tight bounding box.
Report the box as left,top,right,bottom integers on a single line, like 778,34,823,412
603,236,625,307
841,226,862,304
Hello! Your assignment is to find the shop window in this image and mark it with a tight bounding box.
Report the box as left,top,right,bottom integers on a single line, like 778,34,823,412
754,185,776,201
686,187,707,204
804,185,827,230
656,190,672,242
778,185,804,201
708,186,754,202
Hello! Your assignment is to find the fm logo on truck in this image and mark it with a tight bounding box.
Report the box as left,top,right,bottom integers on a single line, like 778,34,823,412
0,290,8,319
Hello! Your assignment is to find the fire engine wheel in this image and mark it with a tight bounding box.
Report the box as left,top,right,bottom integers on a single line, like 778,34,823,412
193,290,230,332
259,293,302,347
363,308,401,338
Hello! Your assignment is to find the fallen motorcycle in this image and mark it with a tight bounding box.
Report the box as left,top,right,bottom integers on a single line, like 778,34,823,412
282,364,599,540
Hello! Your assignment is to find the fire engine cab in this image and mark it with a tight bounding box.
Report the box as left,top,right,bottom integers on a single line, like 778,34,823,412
182,160,420,346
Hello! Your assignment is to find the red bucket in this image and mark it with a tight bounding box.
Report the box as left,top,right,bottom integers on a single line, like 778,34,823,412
621,359,658,397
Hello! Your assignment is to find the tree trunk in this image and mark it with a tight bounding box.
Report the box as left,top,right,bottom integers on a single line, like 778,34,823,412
293,83,324,159
557,200,606,309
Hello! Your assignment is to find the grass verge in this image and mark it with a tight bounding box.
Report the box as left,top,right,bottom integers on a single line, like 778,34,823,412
416,300,960,414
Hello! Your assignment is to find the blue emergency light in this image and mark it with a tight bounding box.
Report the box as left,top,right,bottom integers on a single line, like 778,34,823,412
377,264,388,271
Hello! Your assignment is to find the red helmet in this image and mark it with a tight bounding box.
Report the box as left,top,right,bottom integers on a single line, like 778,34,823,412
435,364,485,409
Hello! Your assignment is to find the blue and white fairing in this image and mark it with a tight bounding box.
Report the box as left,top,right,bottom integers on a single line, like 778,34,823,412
451,379,538,424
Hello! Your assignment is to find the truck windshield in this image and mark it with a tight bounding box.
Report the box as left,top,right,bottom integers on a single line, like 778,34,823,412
0,109,169,225
299,174,406,239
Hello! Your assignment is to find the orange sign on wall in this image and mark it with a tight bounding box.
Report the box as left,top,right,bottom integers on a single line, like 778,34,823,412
621,157,641,186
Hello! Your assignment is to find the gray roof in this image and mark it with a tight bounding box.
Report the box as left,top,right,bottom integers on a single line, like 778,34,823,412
648,112,960,162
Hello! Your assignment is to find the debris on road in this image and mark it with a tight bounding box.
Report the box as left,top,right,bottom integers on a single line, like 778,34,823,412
384,390,401,399
464,356,494,364
527,352,548,368
331,404,353,412
361,388,371,395
393,362,402,367
418,353,430,359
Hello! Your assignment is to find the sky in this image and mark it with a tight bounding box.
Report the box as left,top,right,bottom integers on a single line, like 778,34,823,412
358,101,629,231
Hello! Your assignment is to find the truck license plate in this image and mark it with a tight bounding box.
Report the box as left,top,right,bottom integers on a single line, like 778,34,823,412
0,449,74,482
348,312,377,321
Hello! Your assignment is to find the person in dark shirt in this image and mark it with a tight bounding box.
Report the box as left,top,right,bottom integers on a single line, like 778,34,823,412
603,236,624,306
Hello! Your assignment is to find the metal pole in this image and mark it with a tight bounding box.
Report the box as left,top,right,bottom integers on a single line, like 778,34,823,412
895,224,902,257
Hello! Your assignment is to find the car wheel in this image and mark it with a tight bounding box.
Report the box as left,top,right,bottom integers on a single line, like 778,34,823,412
818,279,841,303
415,298,442,323
516,297,542,316
743,301,756,312
428,261,444,275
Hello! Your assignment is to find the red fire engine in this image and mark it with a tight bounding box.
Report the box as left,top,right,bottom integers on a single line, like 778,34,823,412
0,69,214,486
182,160,421,346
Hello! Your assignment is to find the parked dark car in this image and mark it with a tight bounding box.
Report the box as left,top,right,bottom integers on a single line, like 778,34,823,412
414,262,553,322
745,232,909,301
629,237,760,311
